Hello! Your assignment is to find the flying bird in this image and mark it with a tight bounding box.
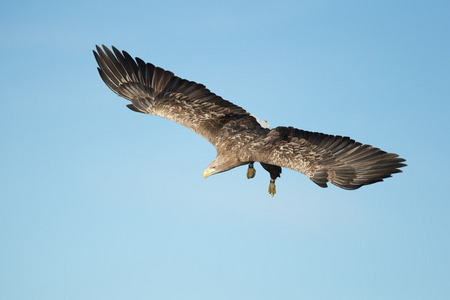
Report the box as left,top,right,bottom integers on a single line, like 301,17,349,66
93,45,406,196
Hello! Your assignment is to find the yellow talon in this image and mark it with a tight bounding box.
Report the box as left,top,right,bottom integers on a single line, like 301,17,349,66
247,163,256,179
268,179,276,197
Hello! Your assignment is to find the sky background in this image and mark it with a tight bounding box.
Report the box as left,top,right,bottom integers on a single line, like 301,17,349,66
1,0,449,299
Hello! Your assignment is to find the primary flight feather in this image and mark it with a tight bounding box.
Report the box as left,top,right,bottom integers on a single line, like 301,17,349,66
93,45,406,196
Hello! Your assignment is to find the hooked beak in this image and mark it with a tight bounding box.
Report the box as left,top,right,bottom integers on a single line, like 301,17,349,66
203,168,211,178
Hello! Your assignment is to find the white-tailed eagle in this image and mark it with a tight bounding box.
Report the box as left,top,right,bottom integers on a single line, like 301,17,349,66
93,45,406,196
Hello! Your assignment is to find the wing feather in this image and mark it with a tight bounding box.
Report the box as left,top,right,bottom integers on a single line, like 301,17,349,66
94,45,251,144
251,127,406,189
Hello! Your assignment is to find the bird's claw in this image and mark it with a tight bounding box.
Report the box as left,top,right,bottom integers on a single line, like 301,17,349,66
247,163,256,179
268,179,276,197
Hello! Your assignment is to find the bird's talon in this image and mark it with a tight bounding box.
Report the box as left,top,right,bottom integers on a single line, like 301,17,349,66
268,179,276,197
247,163,256,179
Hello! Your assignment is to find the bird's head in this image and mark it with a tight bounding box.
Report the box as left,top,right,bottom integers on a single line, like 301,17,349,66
203,155,241,178
202,166,217,178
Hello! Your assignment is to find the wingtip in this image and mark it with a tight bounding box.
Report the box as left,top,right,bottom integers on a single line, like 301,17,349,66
111,45,119,54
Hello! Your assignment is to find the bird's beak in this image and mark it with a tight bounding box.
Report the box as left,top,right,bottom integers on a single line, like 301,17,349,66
203,168,211,179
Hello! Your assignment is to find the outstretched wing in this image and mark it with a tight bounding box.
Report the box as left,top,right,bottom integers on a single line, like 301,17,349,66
93,45,252,145
251,126,406,189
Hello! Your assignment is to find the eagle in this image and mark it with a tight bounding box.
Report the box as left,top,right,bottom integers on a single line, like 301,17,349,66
93,45,406,196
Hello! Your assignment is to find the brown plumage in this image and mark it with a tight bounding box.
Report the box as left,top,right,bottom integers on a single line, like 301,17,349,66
93,45,406,194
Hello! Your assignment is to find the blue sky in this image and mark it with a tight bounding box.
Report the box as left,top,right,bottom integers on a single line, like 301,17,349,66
1,0,449,299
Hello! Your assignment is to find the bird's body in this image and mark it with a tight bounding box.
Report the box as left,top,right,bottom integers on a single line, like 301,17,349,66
94,45,406,196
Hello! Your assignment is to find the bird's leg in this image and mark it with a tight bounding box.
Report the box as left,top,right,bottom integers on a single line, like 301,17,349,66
268,178,276,197
260,163,281,197
247,162,256,179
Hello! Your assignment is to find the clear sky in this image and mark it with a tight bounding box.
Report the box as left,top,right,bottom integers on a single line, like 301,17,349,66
1,0,449,299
